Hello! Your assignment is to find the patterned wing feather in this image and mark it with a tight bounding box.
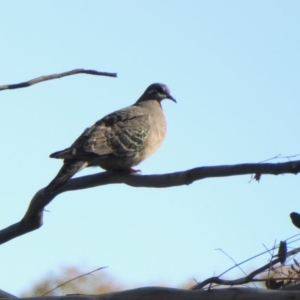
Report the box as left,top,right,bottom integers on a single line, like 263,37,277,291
52,107,151,160
84,109,150,157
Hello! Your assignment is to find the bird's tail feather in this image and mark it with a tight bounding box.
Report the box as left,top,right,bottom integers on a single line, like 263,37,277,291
45,161,87,192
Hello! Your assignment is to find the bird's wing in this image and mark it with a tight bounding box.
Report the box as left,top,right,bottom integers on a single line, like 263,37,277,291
55,106,151,159
84,106,150,157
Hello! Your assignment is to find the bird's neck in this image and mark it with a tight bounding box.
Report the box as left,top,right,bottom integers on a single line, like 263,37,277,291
136,99,162,111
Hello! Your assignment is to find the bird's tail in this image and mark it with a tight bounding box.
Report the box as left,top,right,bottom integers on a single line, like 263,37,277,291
44,161,87,193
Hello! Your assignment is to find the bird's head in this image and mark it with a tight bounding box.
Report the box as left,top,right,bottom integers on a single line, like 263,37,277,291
138,83,176,103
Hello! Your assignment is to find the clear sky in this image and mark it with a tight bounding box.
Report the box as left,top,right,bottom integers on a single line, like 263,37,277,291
1,0,300,295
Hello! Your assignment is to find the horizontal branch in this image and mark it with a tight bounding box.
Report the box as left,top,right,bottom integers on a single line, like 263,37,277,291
3,287,300,300
0,69,117,91
0,159,299,245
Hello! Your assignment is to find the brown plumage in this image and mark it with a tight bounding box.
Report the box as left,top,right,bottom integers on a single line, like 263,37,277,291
45,83,176,192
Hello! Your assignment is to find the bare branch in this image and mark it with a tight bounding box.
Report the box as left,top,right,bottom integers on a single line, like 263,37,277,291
0,159,299,245
42,267,108,296
3,287,300,300
0,69,117,91
0,289,17,299
215,248,249,278
190,246,300,290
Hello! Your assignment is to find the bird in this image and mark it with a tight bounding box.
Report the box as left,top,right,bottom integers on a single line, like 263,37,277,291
290,212,300,229
45,83,176,192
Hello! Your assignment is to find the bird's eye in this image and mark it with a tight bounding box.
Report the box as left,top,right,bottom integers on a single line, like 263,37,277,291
156,86,165,94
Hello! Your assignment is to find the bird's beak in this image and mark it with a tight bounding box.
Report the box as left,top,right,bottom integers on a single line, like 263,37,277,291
167,94,177,103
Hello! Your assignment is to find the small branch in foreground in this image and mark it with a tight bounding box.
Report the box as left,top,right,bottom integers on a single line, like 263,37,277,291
0,159,299,245
0,289,17,299
215,248,249,279
42,266,108,296
6,287,300,300
0,69,117,91
191,243,300,290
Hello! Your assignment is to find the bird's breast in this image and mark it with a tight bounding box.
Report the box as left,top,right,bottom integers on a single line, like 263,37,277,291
138,105,166,161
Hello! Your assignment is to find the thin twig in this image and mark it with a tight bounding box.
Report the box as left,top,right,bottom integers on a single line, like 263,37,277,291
216,248,247,277
286,233,300,243
259,154,300,164
42,266,108,296
217,247,272,279
0,69,117,91
191,245,300,290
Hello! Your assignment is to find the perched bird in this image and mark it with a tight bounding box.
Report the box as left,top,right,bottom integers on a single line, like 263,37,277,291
45,83,176,192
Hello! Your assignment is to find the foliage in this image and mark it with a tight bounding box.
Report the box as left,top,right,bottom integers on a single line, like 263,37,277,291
20,266,124,297
20,266,193,297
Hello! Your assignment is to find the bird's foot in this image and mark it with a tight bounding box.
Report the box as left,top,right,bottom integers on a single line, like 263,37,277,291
109,168,141,175
128,167,141,173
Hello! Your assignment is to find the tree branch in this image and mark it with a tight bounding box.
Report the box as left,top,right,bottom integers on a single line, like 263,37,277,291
0,289,17,299
2,287,300,300
191,246,300,290
0,160,299,245
0,69,117,91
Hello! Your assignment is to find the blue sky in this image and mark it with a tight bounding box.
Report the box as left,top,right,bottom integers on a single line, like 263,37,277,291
1,0,300,295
